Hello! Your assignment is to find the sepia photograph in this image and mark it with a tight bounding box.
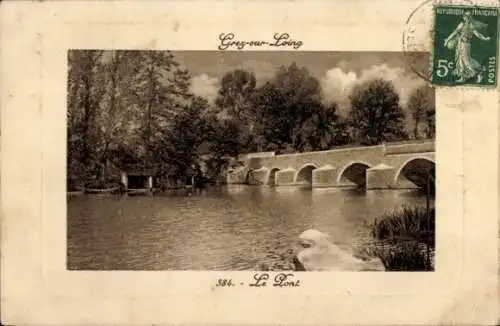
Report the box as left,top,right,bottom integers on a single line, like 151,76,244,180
66,50,436,272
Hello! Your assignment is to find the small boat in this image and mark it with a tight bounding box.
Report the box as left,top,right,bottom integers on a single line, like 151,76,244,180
67,189,85,197
84,186,120,195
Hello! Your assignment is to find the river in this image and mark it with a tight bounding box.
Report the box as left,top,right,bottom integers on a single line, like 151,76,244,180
67,186,433,270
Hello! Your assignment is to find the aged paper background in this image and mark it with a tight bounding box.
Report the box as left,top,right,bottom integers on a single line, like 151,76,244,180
1,0,499,324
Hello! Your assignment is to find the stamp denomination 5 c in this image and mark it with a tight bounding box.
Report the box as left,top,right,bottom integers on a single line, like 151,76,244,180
431,5,499,87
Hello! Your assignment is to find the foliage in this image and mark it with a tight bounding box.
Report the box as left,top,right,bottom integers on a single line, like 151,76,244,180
368,205,435,271
371,205,435,246
93,51,132,180
407,84,436,139
251,63,350,152
126,51,188,160
67,50,105,180
156,96,211,178
67,50,194,186
204,117,247,180
292,102,350,152
347,78,408,145
424,100,436,139
85,175,123,189
67,177,84,192
251,81,292,150
67,52,434,186
215,69,257,121
370,241,434,271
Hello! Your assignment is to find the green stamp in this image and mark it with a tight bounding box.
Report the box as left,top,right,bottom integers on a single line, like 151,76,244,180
431,5,499,87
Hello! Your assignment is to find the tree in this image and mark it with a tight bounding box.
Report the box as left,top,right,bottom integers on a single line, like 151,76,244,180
214,69,257,153
424,104,435,138
251,81,291,150
205,117,246,181
170,67,193,102
292,102,350,152
66,50,104,181
127,51,184,163
66,50,203,187
272,62,322,127
157,96,211,179
80,51,105,166
67,51,85,181
347,78,408,145
251,62,347,152
93,51,130,181
215,69,257,121
407,84,435,140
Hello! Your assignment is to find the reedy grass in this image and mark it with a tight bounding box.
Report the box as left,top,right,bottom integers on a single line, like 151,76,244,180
369,205,435,271
371,205,435,246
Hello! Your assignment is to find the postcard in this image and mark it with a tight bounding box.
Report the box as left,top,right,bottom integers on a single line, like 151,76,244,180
1,0,499,325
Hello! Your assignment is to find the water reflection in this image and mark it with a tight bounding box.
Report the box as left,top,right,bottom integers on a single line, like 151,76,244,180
67,186,432,270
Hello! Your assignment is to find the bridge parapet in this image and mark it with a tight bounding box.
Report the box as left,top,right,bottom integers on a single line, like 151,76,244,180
383,140,435,155
250,145,385,171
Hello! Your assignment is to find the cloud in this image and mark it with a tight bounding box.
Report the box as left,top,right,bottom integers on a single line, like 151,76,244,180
189,61,275,103
320,63,426,117
238,59,277,85
320,67,357,116
189,74,220,104
357,64,425,104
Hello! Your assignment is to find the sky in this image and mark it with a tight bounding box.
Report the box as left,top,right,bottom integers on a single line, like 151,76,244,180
172,51,431,117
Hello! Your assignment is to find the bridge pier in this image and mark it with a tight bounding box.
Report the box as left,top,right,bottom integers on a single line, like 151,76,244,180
276,167,297,186
312,165,338,188
248,167,268,185
366,164,395,189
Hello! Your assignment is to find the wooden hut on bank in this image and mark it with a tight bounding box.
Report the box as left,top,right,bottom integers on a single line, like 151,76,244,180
120,165,159,195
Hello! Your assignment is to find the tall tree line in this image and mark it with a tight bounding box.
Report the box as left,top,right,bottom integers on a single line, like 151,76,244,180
67,52,435,186
212,63,434,153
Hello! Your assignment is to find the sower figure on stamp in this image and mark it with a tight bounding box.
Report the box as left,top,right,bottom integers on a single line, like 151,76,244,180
444,11,491,83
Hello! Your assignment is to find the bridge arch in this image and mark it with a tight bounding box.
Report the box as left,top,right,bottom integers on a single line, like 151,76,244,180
337,161,372,188
394,157,435,189
268,167,281,186
295,163,318,185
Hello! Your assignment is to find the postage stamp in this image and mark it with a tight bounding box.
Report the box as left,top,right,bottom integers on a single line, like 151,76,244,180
431,5,499,87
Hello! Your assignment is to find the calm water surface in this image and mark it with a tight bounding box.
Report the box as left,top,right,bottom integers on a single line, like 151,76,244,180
67,186,431,270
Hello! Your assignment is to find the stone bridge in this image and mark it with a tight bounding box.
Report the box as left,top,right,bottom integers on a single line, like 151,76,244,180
227,140,435,190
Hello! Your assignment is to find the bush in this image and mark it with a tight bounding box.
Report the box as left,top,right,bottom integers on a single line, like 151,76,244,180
370,241,434,271
371,205,435,247
67,178,83,192
368,205,435,271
